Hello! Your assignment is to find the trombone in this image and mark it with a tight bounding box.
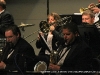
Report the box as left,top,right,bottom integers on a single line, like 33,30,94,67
79,3,100,13
24,16,72,40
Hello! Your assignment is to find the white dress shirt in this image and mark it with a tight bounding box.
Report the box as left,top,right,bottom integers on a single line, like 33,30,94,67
94,12,100,23
45,32,53,55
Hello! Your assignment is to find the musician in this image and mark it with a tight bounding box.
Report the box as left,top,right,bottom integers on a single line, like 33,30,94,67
81,10,100,57
36,12,63,56
82,9,100,27
48,22,93,75
82,10,95,25
0,25,36,74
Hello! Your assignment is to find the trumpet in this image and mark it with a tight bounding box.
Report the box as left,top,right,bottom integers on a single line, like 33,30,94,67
79,3,100,13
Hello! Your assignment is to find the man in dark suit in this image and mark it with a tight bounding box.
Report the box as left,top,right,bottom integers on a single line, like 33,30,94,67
0,0,14,36
0,25,36,74
48,22,93,75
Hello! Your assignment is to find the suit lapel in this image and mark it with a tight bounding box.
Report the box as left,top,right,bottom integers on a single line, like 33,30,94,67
65,43,79,60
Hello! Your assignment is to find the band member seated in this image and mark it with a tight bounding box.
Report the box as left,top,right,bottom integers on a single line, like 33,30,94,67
48,22,93,75
0,25,36,74
0,0,15,36
36,12,63,56
79,11,100,69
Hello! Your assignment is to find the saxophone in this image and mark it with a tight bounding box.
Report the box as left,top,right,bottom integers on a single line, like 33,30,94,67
50,45,63,65
50,50,59,65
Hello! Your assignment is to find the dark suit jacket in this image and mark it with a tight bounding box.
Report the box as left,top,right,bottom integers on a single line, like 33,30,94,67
78,24,100,58
0,10,14,36
2,38,36,72
60,37,93,71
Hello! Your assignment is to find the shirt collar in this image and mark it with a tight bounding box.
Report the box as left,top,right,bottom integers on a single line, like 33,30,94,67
0,9,5,14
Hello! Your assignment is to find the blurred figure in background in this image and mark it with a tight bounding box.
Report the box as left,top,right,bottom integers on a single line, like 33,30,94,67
0,0,15,36
82,10,95,25
88,1,100,23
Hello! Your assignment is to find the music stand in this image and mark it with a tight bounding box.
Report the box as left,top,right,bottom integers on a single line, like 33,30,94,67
78,25,100,44
78,25,100,57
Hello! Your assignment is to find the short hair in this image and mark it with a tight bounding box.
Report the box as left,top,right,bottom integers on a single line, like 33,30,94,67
82,10,95,18
0,0,6,9
5,25,21,37
62,22,79,34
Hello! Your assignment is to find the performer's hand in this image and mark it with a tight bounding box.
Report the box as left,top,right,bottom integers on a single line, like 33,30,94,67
91,7,100,13
50,25,55,32
0,61,6,69
88,3,95,9
37,31,44,40
48,63,60,71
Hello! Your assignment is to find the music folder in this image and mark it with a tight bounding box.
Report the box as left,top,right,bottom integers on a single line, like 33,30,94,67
39,33,51,53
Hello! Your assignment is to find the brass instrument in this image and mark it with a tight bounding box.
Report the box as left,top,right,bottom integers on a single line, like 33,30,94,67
34,34,50,73
38,33,59,65
50,50,59,65
39,16,72,34
33,17,72,72
80,3,100,13
50,45,63,65
23,16,71,44
34,34,61,72
34,61,47,73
